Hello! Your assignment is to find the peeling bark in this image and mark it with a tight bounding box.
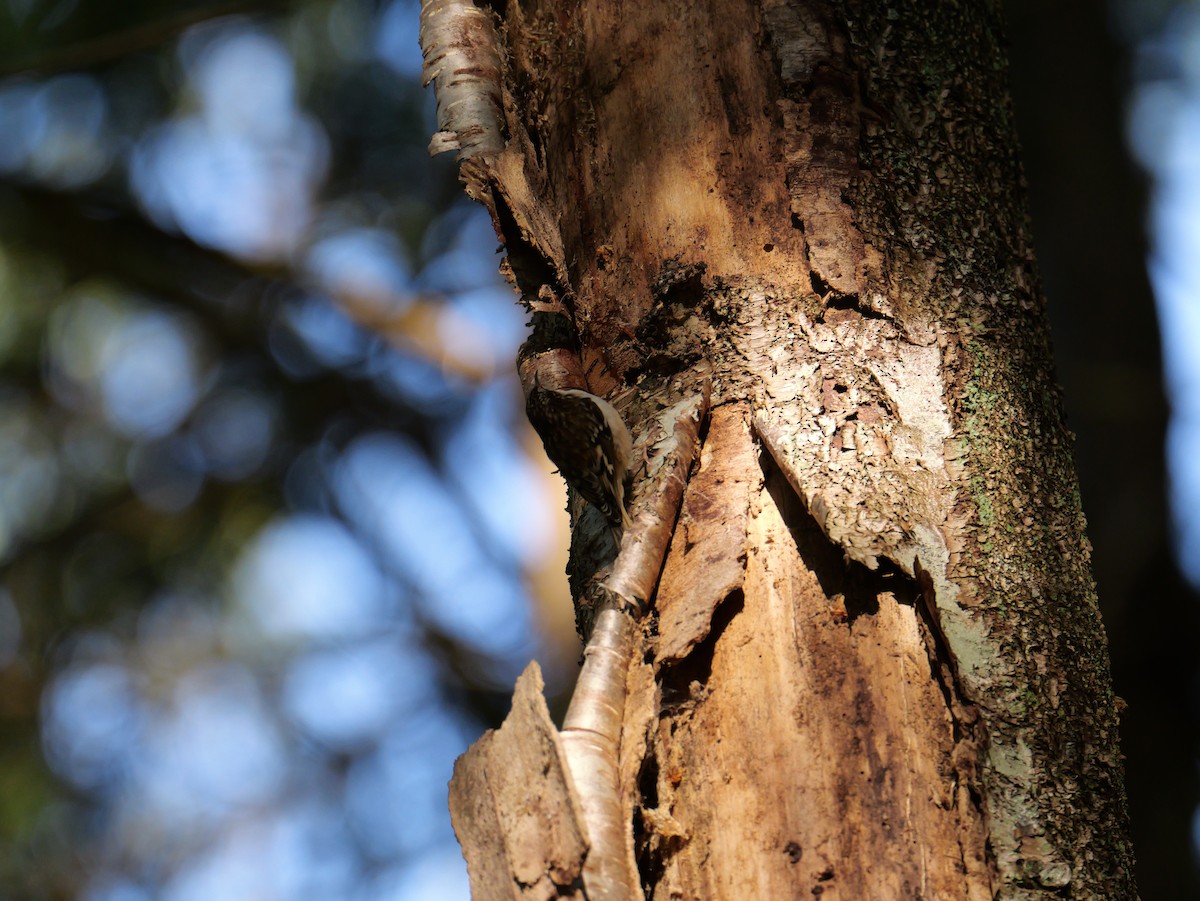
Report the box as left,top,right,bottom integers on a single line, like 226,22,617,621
427,0,1136,897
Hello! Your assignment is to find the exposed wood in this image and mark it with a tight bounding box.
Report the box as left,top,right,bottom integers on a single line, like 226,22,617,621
647,428,991,898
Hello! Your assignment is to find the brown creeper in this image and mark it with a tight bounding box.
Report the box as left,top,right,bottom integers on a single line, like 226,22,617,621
526,374,633,532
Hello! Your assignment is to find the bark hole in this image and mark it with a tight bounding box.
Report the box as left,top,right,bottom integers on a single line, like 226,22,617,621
490,188,559,300
632,754,664,893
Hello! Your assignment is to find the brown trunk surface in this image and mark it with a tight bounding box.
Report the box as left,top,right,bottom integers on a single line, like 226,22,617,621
426,0,1137,897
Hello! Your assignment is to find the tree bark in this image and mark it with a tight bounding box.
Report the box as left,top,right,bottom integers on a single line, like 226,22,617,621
425,0,1137,898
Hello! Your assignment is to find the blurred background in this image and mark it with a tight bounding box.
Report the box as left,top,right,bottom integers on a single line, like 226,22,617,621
0,0,1192,898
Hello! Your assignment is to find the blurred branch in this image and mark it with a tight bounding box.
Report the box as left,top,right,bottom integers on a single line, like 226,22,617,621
0,182,493,381
0,183,284,349
0,0,296,78
336,288,501,382
0,183,421,456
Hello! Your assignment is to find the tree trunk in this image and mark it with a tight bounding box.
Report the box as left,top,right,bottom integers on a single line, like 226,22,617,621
424,0,1137,898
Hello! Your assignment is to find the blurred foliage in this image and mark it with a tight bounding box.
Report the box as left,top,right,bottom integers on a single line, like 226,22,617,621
0,2,578,899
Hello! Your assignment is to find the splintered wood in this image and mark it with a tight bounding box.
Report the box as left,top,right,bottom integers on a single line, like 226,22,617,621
448,665,588,900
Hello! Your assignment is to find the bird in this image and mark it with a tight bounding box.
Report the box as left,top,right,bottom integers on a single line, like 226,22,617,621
525,372,633,534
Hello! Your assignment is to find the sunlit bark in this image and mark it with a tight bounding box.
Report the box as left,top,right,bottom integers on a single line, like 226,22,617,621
427,0,1137,897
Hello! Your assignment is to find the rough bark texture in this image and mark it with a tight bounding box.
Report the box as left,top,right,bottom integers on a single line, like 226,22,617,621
433,0,1136,897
